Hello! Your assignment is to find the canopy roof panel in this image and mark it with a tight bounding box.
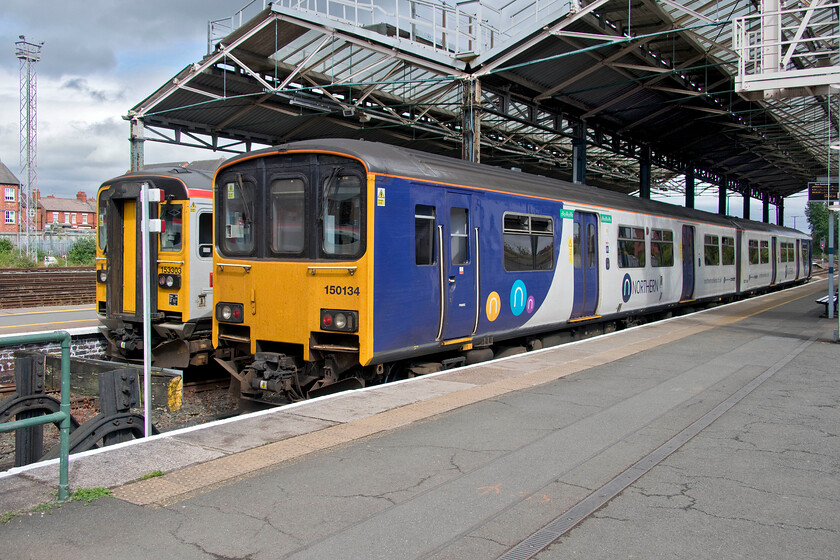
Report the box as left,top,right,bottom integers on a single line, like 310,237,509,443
130,1,840,205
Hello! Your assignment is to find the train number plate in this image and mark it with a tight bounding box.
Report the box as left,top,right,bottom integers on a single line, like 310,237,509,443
324,285,360,296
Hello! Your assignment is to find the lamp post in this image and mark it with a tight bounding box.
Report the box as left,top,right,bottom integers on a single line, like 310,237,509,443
830,203,840,342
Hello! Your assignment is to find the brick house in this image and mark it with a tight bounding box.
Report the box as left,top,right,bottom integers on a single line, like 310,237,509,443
37,191,96,230
0,157,21,234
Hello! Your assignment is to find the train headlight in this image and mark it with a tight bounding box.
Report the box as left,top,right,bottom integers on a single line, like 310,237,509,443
157,273,181,289
96,269,107,283
216,302,244,323
320,309,357,332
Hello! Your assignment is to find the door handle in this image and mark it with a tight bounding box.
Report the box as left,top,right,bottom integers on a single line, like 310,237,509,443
448,277,456,284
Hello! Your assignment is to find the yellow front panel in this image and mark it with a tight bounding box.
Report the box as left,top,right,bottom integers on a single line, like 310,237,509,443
214,254,371,363
122,200,137,313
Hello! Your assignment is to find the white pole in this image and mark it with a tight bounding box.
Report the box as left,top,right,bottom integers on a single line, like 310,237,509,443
140,182,153,436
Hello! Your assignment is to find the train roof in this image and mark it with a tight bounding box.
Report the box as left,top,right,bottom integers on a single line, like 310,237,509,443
225,139,808,239
102,160,223,190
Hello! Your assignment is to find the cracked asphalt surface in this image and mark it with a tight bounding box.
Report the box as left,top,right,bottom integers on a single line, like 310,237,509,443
0,281,837,559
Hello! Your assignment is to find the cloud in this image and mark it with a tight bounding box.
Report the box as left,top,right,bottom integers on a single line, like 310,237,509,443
61,78,125,103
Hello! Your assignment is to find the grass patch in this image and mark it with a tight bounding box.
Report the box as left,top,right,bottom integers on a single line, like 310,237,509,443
138,470,164,481
69,487,112,504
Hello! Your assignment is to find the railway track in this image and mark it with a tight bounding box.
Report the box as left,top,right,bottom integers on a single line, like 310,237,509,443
0,267,95,308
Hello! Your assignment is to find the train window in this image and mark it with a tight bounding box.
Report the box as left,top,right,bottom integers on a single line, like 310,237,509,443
721,236,735,265
587,224,597,268
270,177,305,254
220,175,256,255
321,172,362,257
783,242,794,262
748,239,759,264
415,205,436,266
760,240,769,264
503,212,554,271
97,200,107,252
450,208,470,265
650,229,674,267
573,222,582,268
160,204,183,252
703,235,719,266
617,226,645,268
198,212,212,258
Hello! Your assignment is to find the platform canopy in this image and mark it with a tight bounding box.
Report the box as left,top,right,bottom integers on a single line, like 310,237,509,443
128,0,840,206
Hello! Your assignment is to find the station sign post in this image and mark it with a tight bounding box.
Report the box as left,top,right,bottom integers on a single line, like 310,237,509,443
141,183,163,436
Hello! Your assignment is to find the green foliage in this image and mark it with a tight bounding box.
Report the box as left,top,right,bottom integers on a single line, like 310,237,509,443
0,238,13,254
0,251,36,269
69,487,112,504
67,237,96,265
805,202,840,256
138,470,164,481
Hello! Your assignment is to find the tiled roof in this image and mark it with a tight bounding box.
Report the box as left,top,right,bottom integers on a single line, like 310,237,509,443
0,159,20,186
38,197,96,213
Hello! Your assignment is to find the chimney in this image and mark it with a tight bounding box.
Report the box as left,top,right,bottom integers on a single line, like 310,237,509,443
76,191,87,203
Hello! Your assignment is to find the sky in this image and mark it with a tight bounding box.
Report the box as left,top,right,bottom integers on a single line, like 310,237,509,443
0,1,812,233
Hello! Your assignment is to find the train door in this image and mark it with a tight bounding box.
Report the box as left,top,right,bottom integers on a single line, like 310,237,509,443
735,229,743,292
681,225,695,301
439,192,477,340
571,212,599,318
770,236,778,284
105,196,157,318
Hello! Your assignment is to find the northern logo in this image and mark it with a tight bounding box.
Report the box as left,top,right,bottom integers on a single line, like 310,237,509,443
622,273,660,303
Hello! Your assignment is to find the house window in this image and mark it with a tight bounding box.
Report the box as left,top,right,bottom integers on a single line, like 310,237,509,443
71,213,77,225
5,211,14,224
5,188,14,202
53,212,59,223
82,213,88,225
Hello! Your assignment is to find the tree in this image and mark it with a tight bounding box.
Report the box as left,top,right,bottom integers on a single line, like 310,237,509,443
805,201,840,257
67,237,96,266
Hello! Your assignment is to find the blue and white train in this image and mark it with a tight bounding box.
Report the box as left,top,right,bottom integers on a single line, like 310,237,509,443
211,139,811,403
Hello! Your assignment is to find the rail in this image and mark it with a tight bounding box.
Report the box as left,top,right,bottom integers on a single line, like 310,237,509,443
0,331,71,501
0,267,95,309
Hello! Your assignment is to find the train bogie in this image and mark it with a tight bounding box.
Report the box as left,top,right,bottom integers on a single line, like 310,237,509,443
212,140,811,404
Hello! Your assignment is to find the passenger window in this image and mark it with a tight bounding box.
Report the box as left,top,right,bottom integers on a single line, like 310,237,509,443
322,172,362,257
650,229,674,267
198,212,212,258
618,226,645,268
270,177,305,254
221,175,256,255
97,199,108,252
573,222,581,268
503,212,554,271
760,240,769,264
721,236,735,265
159,203,183,252
704,234,720,266
748,239,759,265
415,205,436,266
450,208,469,265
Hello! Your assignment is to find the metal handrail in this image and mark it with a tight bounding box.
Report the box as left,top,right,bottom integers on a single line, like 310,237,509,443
0,331,72,501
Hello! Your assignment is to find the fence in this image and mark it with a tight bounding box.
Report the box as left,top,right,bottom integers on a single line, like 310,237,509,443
0,231,95,257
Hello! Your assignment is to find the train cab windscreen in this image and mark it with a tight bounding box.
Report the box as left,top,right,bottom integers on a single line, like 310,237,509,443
218,156,365,260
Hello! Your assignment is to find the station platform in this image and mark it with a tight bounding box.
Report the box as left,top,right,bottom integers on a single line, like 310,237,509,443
1,279,837,559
